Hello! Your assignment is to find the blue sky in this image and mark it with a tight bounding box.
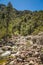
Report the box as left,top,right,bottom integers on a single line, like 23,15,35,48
0,0,43,11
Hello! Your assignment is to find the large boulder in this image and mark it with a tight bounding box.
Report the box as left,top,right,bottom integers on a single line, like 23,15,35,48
1,51,11,57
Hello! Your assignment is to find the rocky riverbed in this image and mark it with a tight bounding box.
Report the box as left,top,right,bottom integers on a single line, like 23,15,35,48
0,32,43,65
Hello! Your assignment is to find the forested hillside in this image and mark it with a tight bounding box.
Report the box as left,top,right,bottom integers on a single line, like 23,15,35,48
0,2,43,39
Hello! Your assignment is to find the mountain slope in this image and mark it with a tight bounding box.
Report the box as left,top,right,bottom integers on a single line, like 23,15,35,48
0,3,43,39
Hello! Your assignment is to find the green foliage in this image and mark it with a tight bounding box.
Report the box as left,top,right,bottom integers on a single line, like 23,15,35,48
0,3,43,39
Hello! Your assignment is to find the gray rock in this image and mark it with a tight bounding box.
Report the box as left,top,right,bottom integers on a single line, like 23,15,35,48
33,44,37,49
29,60,34,65
28,51,33,57
0,48,4,54
1,51,11,57
9,61,14,65
33,52,39,57
17,57,23,62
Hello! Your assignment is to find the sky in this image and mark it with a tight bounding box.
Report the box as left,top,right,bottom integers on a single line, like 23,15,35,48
0,0,43,11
